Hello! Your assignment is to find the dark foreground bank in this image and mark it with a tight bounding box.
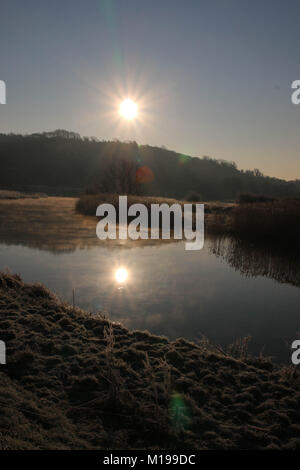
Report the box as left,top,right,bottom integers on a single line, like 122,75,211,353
0,273,299,450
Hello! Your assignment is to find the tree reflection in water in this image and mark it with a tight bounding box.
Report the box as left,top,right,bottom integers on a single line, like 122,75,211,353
208,235,300,288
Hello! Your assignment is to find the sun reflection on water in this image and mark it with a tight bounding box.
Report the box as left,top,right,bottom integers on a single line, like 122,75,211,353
115,267,128,284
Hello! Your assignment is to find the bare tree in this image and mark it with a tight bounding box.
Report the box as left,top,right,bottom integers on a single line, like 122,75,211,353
102,156,141,195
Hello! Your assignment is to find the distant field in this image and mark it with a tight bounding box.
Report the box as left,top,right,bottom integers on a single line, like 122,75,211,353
0,190,47,199
0,192,236,252
0,194,182,252
9,192,297,247
0,196,97,252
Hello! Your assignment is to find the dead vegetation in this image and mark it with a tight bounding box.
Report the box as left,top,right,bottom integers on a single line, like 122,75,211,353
0,272,299,450
0,196,183,252
208,199,300,243
0,190,47,200
75,193,235,218
230,199,300,242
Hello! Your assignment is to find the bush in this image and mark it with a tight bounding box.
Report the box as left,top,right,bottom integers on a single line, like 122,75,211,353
75,193,183,217
238,193,277,204
184,191,202,202
84,184,103,195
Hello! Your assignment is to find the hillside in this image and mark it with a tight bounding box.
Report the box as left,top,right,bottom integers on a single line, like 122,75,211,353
1,131,300,200
0,272,299,450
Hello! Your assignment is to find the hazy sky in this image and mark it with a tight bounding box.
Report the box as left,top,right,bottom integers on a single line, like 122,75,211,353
1,0,300,180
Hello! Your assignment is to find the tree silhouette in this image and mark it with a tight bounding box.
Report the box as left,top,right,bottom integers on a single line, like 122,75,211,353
0,131,299,200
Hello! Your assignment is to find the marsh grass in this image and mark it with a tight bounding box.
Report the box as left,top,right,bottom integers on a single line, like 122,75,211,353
75,193,235,235
76,193,190,233
0,190,47,200
76,193,185,217
0,192,235,250
0,196,181,252
76,193,235,217
231,199,300,242
207,199,300,245
238,193,277,204
0,272,299,450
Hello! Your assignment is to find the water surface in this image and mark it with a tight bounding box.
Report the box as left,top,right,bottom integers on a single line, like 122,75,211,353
1,235,299,363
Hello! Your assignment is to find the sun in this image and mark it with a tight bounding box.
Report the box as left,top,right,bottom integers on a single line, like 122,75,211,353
115,267,128,283
119,98,138,120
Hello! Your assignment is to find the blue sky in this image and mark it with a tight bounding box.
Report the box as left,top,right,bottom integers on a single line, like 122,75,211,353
1,0,300,179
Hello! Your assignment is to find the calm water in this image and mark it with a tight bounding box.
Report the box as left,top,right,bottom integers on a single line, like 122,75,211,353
1,236,299,363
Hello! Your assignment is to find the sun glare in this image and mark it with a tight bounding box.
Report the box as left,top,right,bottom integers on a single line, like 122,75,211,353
119,98,138,120
115,267,128,283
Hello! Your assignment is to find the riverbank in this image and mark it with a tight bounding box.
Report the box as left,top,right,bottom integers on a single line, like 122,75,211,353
0,193,232,252
0,272,299,450
75,193,235,217
75,193,300,243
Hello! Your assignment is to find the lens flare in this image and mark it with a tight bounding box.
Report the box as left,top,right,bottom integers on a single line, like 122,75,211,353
169,392,190,431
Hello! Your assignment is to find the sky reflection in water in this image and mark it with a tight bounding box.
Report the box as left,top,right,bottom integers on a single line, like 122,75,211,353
0,236,299,363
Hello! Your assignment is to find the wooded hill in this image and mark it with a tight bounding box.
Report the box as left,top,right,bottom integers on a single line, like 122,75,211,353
1,130,299,200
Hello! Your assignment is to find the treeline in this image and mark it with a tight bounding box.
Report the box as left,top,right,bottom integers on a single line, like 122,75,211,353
0,130,300,200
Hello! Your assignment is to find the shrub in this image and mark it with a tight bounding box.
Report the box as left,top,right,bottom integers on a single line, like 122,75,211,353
238,193,277,204
84,184,103,195
184,190,202,202
75,193,186,229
